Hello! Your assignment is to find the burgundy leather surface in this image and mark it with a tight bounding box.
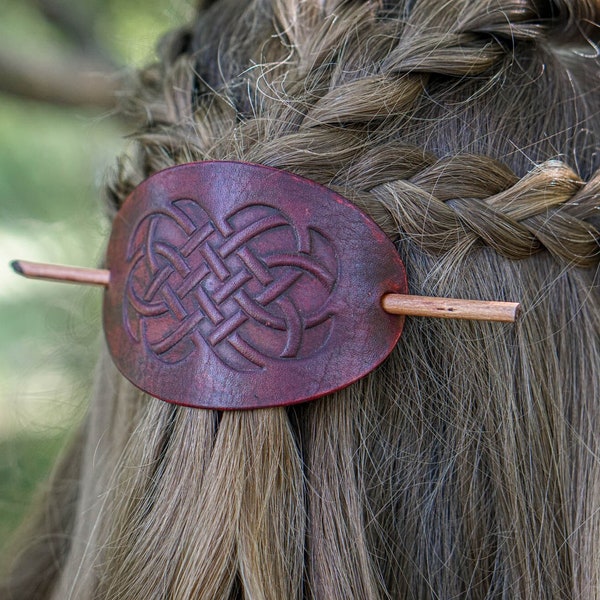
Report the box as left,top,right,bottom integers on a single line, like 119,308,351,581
103,162,407,409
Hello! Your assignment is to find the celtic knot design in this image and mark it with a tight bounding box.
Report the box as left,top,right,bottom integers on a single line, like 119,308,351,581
123,198,337,372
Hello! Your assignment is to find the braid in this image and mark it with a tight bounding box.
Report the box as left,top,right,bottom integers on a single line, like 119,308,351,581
371,157,599,266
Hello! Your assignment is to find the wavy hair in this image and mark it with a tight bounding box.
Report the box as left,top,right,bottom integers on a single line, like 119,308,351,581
2,0,600,598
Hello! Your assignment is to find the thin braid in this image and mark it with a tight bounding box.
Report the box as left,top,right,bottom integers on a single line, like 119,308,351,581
299,0,579,128
251,132,600,265
369,157,600,266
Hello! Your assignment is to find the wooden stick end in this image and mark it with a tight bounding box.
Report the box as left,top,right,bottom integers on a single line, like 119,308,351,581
10,260,25,276
9,260,110,287
382,294,521,323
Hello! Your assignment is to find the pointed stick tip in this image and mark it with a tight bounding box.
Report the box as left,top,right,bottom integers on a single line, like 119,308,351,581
10,260,24,275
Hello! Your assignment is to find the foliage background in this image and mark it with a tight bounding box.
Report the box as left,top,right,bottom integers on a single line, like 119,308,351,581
0,0,194,550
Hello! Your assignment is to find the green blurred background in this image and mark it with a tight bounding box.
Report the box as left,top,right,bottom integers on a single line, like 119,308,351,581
0,0,194,552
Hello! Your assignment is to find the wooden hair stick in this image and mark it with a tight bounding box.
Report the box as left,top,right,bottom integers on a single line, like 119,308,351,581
11,260,520,323
381,294,519,322
11,260,110,287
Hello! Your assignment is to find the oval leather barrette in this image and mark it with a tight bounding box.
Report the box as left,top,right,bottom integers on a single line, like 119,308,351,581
11,161,520,410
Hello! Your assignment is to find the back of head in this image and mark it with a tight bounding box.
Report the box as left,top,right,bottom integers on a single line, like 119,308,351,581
3,1,600,598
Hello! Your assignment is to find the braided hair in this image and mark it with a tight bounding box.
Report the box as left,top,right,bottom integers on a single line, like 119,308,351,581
3,1,600,598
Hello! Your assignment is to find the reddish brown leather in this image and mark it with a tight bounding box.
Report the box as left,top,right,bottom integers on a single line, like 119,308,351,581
104,162,407,409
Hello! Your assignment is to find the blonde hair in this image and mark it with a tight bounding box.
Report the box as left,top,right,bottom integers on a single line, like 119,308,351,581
3,0,600,598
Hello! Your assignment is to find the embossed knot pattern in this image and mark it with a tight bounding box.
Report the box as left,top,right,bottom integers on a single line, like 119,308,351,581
124,199,337,372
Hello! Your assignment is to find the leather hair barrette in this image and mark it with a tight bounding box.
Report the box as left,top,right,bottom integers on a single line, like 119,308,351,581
11,161,520,410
